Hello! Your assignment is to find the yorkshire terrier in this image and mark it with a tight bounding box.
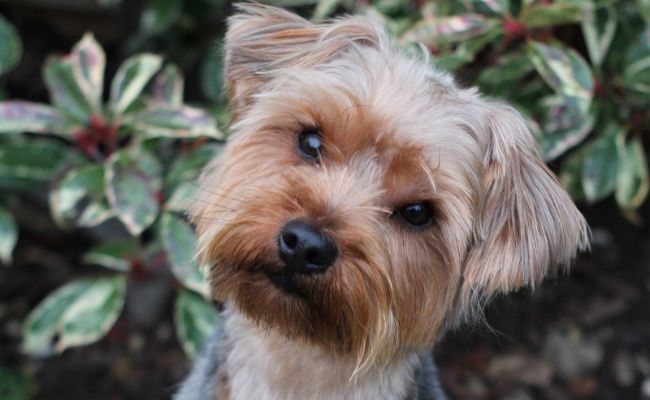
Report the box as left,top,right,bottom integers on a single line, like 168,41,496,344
175,4,589,399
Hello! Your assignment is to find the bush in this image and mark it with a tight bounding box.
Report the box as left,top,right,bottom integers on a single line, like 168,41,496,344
0,0,648,359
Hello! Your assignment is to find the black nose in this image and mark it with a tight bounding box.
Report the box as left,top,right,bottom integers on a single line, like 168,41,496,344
278,220,338,274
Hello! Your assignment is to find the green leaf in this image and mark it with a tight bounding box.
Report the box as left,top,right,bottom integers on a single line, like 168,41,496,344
0,206,17,265
109,54,162,116
22,276,126,355
0,139,69,191
43,55,94,124
0,15,22,75
70,33,106,111
151,64,183,107
313,0,342,21
128,106,223,139
638,0,650,23
105,148,162,236
200,47,223,103
49,164,105,227
478,52,534,91
164,143,222,195
160,212,209,297
581,6,617,67
581,124,622,203
527,40,594,114
620,28,650,95
524,3,585,29
537,95,595,160
0,101,67,136
561,147,586,201
174,289,219,358
0,367,33,400
141,0,184,35
616,136,649,210
477,0,506,14
83,241,136,272
77,202,114,227
401,14,496,46
165,182,195,212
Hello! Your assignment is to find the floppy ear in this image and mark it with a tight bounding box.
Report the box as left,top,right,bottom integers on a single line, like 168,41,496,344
461,101,589,313
224,3,384,114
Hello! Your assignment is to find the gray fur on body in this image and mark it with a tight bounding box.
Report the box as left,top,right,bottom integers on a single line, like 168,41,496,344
174,323,446,400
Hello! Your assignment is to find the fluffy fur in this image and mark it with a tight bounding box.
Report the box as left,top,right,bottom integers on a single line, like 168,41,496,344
180,4,589,399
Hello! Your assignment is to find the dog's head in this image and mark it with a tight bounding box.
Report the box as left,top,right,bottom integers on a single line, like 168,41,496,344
191,4,589,370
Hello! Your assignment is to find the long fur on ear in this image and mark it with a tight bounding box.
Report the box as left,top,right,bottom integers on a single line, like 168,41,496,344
459,101,590,320
224,3,386,114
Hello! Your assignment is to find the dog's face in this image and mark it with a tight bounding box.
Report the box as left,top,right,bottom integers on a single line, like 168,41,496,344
191,5,589,368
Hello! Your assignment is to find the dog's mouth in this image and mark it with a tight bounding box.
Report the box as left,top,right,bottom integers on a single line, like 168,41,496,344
266,271,310,300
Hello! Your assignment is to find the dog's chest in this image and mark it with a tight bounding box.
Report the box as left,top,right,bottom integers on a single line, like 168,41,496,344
222,314,418,400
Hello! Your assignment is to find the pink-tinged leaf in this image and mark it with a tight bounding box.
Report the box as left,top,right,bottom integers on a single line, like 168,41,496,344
478,0,505,14
105,148,162,236
0,101,68,136
110,54,162,117
400,14,494,46
44,56,94,124
70,33,106,111
150,64,183,107
537,95,594,161
128,105,223,139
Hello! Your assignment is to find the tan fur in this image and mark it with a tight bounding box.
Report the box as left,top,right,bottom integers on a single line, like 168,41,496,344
189,4,589,399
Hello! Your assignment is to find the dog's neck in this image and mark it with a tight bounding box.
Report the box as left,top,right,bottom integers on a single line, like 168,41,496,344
221,307,421,400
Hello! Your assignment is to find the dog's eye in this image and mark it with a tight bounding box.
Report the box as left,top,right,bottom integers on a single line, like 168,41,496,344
298,128,323,163
397,202,433,227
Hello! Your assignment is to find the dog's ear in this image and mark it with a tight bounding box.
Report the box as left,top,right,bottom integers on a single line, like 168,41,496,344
224,3,384,114
461,101,589,314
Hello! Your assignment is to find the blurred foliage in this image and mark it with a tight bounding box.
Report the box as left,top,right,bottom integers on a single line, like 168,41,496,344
0,0,648,360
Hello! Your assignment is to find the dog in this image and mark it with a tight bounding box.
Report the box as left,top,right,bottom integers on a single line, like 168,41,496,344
175,4,589,399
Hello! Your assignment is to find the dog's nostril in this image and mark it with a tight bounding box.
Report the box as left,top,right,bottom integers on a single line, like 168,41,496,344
281,232,298,249
277,219,338,274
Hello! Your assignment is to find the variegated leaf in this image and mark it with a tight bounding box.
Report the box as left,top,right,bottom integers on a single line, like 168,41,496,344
160,212,209,297
0,206,17,265
44,56,94,123
109,54,162,116
129,106,223,139
616,136,649,210
0,139,69,191
70,33,106,110
22,276,126,355
105,148,162,236
538,95,594,160
151,64,183,107
49,164,105,228
527,40,594,114
524,3,586,29
401,14,495,46
581,6,617,67
174,289,219,358
0,101,67,136
83,241,136,272
581,125,622,203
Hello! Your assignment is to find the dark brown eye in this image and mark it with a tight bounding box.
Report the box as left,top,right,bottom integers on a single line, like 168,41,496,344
398,202,433,227
298,128,323,163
